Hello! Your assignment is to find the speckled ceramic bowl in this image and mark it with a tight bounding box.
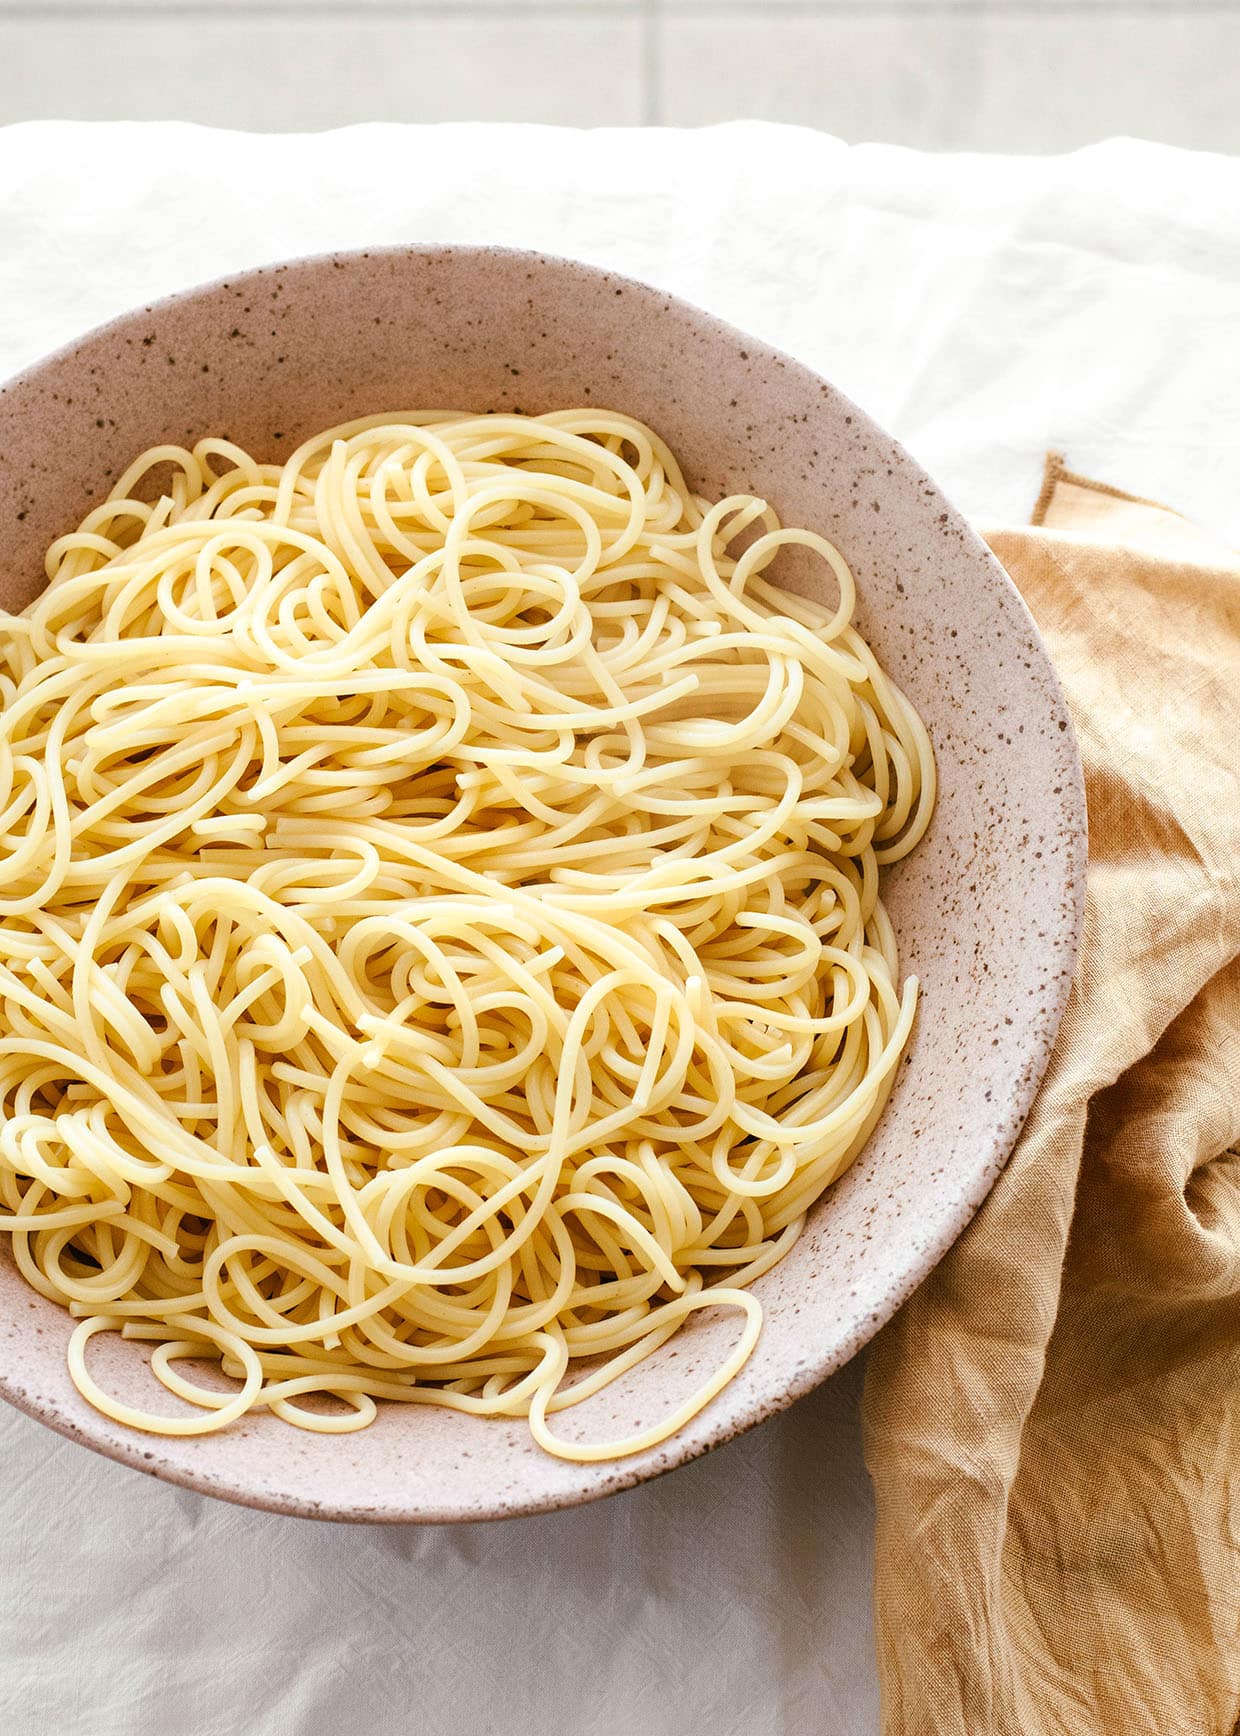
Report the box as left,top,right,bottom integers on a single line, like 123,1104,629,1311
0,247,1085,1521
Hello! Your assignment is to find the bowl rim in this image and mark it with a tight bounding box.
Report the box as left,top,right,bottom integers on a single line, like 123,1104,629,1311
0,242,1088,1522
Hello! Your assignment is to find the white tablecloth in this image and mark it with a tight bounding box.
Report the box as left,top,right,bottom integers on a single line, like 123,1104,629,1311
1,120,1238,1736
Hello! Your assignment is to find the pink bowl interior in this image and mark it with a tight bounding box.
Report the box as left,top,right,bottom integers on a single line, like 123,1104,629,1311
0,247,1085,1521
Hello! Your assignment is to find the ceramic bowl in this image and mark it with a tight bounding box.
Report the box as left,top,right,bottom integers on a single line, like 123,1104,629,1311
0,247,1085,1521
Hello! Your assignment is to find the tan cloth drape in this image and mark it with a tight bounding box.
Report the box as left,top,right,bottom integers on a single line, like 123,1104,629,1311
863,457,1240,1736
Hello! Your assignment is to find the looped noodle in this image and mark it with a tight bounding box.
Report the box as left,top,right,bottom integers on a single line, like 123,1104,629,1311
0,409,933,1460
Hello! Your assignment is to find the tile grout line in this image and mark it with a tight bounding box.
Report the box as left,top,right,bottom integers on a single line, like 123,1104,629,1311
642,0,661,126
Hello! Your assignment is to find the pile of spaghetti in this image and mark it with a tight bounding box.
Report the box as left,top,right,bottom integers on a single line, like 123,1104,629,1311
0,409,933,1459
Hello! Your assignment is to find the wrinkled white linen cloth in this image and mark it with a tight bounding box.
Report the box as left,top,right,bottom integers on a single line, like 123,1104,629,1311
1,120,1238,1736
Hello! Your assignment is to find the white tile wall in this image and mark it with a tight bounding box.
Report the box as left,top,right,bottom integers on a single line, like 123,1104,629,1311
0,13,647,128
0,3,1237,152
659,10,1240,152
658,0,1234,8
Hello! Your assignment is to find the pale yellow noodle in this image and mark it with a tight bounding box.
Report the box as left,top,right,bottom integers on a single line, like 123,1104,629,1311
0,409,934,1460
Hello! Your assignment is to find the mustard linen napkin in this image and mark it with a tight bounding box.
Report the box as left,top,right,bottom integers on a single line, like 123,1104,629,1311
863,457,1240,1736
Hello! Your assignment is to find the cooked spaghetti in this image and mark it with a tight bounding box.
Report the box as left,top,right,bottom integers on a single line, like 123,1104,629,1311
0,409,933,1460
